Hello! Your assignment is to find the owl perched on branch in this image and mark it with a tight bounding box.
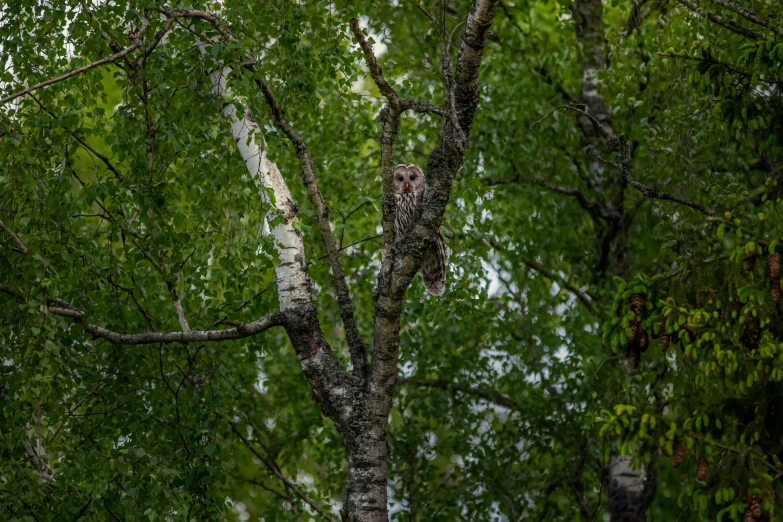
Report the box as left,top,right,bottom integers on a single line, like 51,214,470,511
393,164,446,296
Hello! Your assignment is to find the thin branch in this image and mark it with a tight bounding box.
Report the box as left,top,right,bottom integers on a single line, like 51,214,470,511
538,179,611,222
243,64,368,380
157,6,235,42
0,283,25,302
46,383,105,446
48,304,284,345
349,18,401,110
498,0,528,35
677,0,763,40
79,1,136,71
400,378,518,409
138,16,179,69
349,18,404,288
222,415,338,522
690,433,783,477
0,219,28,254
0,18,151,105
708,0,779,34
315,234,382,261
29,94,125,182
416,0,440,27
660,51,783,86
73,500,93,521
212,286,269,326
524,260,598,314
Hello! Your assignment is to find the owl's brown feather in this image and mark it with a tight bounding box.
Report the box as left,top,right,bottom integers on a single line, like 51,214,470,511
393,164,447,296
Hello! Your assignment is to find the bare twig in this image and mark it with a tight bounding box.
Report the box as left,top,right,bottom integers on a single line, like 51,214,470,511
562,104,718,217
79,1,136,71
212,286,269,326
29,94,125,182
315,234,382,261
138,16,179,69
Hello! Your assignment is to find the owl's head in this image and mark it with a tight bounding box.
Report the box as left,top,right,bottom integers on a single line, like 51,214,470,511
393,164,425,194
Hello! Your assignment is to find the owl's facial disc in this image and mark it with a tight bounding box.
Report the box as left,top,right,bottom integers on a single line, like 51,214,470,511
394,164,423,193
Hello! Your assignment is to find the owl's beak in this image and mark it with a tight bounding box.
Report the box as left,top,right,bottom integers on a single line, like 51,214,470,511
404,182,410,190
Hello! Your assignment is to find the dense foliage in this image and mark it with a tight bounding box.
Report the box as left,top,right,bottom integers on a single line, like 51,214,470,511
1,0,782,520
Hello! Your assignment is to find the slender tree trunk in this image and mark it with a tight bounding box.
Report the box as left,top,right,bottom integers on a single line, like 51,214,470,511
572,0,657,518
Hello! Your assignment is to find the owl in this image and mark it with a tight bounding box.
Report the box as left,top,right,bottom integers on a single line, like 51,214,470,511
393,164,446,296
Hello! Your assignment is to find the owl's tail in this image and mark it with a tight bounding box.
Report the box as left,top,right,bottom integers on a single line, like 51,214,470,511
422,233,447,296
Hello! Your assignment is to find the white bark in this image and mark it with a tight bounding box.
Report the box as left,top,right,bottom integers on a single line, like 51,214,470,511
173,298,191,331
608,454,646,494
202,62,312,312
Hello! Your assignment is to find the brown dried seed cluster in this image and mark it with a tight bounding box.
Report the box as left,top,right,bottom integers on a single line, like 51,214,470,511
696,456,709,481
659,325,669,352
630,293,645,315
769,253,781,303
768,253,781,279
742,494,763,522
672,439,686,468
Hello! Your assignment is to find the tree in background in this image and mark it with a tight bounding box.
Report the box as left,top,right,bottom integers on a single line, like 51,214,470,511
1,0,782,521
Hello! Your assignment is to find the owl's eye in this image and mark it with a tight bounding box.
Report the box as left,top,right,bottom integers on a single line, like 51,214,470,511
409,175,416,181
397,176,404,181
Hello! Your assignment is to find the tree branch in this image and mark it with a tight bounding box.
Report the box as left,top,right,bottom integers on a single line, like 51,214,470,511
349,19,401,110
708,0,779,34
349,18,405,282
49,305,284,345
223,415,339,522
524,260,598,314
79,1,136,71
0,18,151,106
677,0,763,40
400,99,447,116
178,11,355,432
0,219,28,254
29,94,125,182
